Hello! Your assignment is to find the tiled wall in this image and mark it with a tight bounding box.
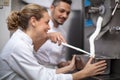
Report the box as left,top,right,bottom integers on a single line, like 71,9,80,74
0,0,11,52
11,0,26,10
0,0,26,52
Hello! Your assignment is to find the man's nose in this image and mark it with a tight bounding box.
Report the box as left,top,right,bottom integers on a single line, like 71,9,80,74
63,12,68,18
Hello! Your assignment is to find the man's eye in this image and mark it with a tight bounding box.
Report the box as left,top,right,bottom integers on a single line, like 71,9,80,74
46,22,48,24
60,10,65,13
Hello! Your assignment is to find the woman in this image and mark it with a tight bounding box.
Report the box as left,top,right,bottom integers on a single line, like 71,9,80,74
0,4,106,80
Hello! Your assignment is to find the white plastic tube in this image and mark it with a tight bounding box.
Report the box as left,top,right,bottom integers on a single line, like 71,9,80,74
89,16,103,58
62,43,91,56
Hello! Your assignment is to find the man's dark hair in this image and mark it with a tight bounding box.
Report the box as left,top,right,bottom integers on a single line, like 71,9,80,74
52,0,72,7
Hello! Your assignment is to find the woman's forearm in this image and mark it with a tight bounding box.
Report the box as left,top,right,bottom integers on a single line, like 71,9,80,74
56,65,72,74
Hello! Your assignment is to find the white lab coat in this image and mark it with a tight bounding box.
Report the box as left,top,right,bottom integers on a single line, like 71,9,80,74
35,20,67,68
0,29,72,80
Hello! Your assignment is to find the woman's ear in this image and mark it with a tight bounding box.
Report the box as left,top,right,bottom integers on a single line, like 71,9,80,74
30,16,37,28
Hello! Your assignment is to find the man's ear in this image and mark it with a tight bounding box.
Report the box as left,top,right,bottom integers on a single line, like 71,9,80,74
50,5,54,12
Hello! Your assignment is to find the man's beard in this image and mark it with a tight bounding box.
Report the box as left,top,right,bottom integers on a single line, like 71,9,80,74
54,19,64,25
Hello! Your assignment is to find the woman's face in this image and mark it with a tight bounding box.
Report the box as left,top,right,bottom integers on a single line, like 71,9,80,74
35,12,50,41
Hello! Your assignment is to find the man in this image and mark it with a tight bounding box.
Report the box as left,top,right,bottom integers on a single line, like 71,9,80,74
36,0,72,68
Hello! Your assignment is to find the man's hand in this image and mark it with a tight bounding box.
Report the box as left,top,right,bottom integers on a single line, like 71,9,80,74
47,32,66,45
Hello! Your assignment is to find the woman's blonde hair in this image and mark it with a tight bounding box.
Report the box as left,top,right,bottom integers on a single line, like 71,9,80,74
7,4,47,31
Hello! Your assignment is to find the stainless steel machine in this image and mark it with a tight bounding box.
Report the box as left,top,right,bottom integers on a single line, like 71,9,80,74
83,0,120,79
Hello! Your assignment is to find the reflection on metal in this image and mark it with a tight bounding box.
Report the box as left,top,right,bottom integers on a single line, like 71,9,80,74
67,0,84,59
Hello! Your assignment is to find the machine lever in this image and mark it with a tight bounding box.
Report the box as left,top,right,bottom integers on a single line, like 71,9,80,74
112,2,119,16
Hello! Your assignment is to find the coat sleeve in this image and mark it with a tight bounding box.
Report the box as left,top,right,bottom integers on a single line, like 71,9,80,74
8,43,72,80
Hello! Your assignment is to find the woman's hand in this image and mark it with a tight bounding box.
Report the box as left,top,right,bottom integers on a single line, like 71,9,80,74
72,57,107,80
83,57,107,76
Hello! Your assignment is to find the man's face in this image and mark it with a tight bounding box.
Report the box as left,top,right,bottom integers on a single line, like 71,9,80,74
50,1,71,25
